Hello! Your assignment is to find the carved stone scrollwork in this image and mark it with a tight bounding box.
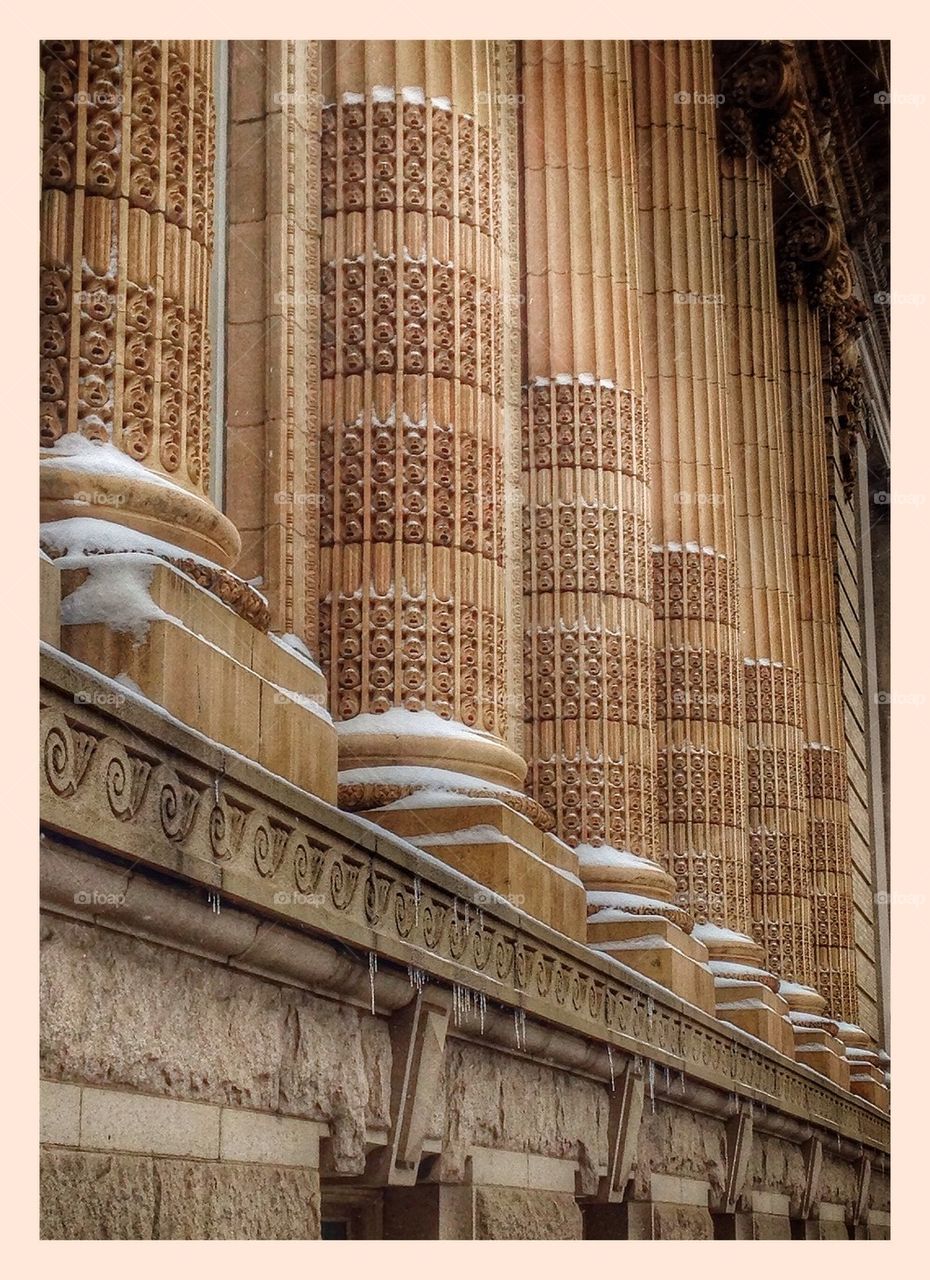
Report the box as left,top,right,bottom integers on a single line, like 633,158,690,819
776,201,844,300
319,57,516,751
777,201,871,499
717,41,810,177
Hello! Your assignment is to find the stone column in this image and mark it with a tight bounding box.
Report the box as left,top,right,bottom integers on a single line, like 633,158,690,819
719,150,814,987
318,40,527,794
224,41,323,643
40,40,240,569
318,42,586,939
632,42,797,1053
521,40,656,859
520,41,713,1010
631,43,749,940
39,39,336,805
778,284,858,1023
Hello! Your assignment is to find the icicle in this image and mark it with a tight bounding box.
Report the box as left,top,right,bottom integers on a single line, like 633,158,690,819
213,776,221,805
648,1060,656,1113
680,1068,686,1093
407,964,426,993
368,951,378,1015
607,1045,616,1091
413,876,422,927
513,1008,526,1051
206,888,220,914
478,991,486,1035
453,982,466,1027
664,1065,670,1094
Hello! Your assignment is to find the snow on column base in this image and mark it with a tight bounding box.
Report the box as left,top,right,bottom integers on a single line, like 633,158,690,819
335,708,529,792
354,788,587,943
693,924,795,1057
41,517,267,630
41,437,241,568
50,550,337,804
574,846,715,1014
778,982,851,1087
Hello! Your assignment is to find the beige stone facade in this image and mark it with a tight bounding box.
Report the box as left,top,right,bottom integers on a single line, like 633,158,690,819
39,38,890,1239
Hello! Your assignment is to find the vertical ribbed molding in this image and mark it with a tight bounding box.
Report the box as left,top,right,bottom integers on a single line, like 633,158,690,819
632,43,751,937
40,40,242,571
319,42,537,811
779,290,858,1024
719,150,814,988
521,41,656,860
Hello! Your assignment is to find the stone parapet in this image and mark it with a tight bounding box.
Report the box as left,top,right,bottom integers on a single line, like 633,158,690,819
39,646,890,1156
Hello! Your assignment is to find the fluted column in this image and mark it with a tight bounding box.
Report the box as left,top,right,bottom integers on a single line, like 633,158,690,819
779,291,858,1022
632,42,749,935
719,151,814,985
521,41,656,858
318,42,526,791
40,40,240,568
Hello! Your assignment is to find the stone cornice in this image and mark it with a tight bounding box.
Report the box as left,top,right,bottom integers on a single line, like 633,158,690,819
39,645,889,1154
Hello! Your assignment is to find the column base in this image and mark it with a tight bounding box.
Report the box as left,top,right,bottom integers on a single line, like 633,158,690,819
848,1066,889,1110
41,439,241,568
48,552,337,803
779,983,853,1089
712,979,795,1058
588,914,717,1016
791,1029,852,1088
694,924,795,1057
577,846,715,1012
363,798,587,942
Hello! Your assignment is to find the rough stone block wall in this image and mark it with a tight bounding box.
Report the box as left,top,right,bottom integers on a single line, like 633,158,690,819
41,1150,320,1240
474,1188,583,1240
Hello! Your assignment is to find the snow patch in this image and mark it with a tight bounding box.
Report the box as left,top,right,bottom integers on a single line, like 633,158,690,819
575,843,665,874
41,434,188,495
59,556,167,643
692,921,756,947
336,707,497,743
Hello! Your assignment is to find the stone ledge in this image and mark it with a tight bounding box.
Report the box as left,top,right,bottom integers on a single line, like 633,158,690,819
465,1148,578,1193
40,1079,326,1168
650,1173,709,1207
38,646,889,1155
